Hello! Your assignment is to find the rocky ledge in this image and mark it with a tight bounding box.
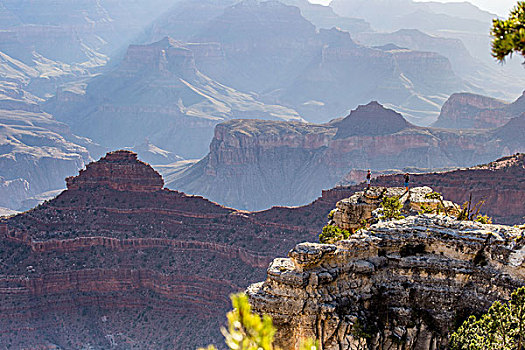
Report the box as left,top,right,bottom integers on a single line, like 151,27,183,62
248,189,525,350
332,186,458,232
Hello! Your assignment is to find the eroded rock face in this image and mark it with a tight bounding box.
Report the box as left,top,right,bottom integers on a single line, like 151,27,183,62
66,150,164,192
332,186,457,232
0,150,339,349
433,92,524,129
249,215,525,350
47,37,302,159
171,102,524,211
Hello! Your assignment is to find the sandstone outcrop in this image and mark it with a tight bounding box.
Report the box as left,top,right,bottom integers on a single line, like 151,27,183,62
249,192,525,349
331,186,458,232
65,150,164,192
170,101,524,211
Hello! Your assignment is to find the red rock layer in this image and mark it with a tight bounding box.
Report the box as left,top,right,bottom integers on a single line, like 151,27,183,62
66,150,164,192
0,151,330,349
371,153,525,224
2,150,524,348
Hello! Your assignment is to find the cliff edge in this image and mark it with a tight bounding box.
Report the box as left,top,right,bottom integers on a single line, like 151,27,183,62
248,188,525,349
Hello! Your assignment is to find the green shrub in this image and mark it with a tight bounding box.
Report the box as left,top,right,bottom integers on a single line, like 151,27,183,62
319,225,350,244
491,2,525,62
198,293,318,350
380,196,404,221
418,203,435,215
475,215,493,225
450,287,525,350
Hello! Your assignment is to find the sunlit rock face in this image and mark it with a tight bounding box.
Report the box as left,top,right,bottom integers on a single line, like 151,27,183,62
65,150,164,192
249,204,525,349
171,101,523,211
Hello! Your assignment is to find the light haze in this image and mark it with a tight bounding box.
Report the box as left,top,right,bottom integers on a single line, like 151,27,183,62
310,0,517,16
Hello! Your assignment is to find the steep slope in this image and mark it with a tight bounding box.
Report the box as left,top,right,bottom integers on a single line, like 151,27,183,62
433,92,524,129
249,193,525,349
170,101,523,211
146,0,239,43
47,37,302,159
188,0,468,125
1,150,524,348
141,0,471,125
0,81,94,211
279,0,370,33
355,29,474,74
0,150,326,349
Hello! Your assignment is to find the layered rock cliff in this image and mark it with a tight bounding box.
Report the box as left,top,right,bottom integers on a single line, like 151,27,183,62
249,189,525,349
47,37,302,159
3,150,525,348
0,150,337,349
170,101,524,211
369,153,525,225
433,92,525,129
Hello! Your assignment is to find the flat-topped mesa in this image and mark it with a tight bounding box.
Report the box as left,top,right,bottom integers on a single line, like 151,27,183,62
66,150,164,192
120,36,197,78
332,186,458,232
248,214,525,350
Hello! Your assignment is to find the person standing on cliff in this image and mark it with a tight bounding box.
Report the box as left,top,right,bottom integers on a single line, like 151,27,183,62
404,173,410,191
366,170,371,190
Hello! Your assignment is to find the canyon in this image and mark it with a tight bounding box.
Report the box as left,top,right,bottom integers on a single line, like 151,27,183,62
3,0,524,215
171,101,525,212
1,150,524,348
0,150,345,349
0,81,95,211
46,36,303,159
0,1,524,348
249,186,525,349
186,0,469,125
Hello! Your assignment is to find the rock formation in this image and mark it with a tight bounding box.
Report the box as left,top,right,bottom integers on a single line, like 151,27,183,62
249,188,525,349
331,186,458,232
2,150,525,348
46,37,302,159
433,92,525,129
0,150,342,349
0,83,95,211
170,101,524,211
279,0,371,34
65,150,164,192
369,153,525,225
150,0,471,125
0,0,182,98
